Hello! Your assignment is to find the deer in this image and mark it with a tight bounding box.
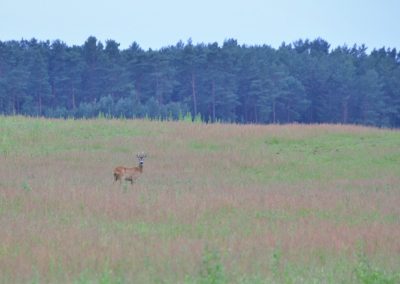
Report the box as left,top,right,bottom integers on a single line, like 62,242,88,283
114,152,147,185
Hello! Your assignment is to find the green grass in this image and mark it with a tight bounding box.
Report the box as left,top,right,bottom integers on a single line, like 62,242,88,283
0,116,399,283
0,116,149,156
189,140,224,152
241,131,400,183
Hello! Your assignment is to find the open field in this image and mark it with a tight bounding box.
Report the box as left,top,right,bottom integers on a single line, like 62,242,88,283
0,116,399,283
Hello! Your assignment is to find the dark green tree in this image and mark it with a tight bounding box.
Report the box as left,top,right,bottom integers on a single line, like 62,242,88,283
26,51,51,115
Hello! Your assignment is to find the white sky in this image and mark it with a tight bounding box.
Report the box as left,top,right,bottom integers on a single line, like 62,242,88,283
0,0,399,51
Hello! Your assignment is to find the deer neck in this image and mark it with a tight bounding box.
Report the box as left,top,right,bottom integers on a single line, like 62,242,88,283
137,164,143,172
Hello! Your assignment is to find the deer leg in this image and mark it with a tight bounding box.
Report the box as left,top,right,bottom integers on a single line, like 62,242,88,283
114,173,121,184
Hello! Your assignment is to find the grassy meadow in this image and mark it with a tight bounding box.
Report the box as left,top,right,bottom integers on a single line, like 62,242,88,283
0,116,399,283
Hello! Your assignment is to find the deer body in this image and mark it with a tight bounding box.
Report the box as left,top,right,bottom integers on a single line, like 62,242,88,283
114,153,146,185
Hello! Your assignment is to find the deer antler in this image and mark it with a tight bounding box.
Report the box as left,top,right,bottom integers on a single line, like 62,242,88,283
137,152,146,158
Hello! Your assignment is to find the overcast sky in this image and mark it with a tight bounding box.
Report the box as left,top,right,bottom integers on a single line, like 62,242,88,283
1,0,398,51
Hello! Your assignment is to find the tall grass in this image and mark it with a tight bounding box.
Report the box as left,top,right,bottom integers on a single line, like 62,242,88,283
0,116,399,283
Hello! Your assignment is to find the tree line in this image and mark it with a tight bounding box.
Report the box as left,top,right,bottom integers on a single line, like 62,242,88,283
0,36,399,127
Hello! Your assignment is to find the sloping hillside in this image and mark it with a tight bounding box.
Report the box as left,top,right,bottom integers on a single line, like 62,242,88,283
0,116,399,283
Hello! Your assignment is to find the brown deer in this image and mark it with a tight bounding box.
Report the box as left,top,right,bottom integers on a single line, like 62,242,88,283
114,152,147,184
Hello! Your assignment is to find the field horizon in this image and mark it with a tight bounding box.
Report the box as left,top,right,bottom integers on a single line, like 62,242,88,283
0,116,399,283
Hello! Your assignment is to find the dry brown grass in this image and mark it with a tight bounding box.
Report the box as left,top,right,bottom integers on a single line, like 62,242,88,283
0,117,399,283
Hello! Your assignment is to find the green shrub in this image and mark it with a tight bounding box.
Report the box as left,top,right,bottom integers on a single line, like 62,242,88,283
355,254,399,284
198,247,226,284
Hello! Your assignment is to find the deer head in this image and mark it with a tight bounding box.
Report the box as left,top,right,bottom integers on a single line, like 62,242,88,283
136,152,147,167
